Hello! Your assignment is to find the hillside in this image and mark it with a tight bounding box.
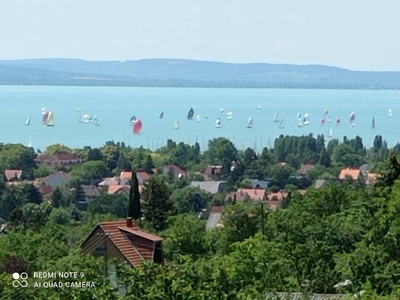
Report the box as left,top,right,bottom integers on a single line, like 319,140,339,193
0,58,400,89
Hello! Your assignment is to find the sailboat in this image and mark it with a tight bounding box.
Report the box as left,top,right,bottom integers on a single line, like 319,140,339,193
350,112,356,127
227,112,233,120
46,112,54,126
28,136,32,148
93,116,100,126
257,103,261,110
174,120,179,129
25,115,31,126
279,118,284,129
321,118,326,126
220,108,224,115
42,111,49,124
187,108,194,120
327,125,333,139
204,112,209,119
273,111,279,122
297,118,304,127
159,111,164,119
297,112,302,121
247,117,253,128
130,115,137,125
336,118,341,126
215,117,221,128
371,117,375,129
196,115,201,122
133,119,142,134
389,109,393,117
303,113,310,125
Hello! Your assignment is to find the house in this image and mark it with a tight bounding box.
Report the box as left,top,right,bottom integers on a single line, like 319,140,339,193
81,185,102,202
36,153,84,166
39,171,71,187
4,169,22,181
365,173,380,186
315,179,327,189
98,176,121,186
297,164,315,176
198,206,224,230
237,188,267,202
277,162,286,167
162,165,186,178
81,218,164,268
190,181,228,194
39,186,53,196
203,165,222,181
267,190,289,211
136,171,151,185
250,179,270,189
338,168,362,181
107,185,133,198
225,190,250,203
360,163,376,176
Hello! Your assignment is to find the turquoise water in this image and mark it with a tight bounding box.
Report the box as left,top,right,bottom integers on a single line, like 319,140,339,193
1,85,400,151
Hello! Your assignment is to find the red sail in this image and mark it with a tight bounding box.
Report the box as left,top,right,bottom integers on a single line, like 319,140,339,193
133,119,142,134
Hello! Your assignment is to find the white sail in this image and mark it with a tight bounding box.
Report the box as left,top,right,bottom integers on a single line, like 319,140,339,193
215,118,221,128
196,115,201,122
297,112,302,121
257,103,261,110
247,117,253,128
25,115,31,126
389,109,393,117
28,136,32,148
274,111,279,122
227,111,233,119
327,125,333,138
279,118,284,129
303,113,310,125
220,108,224,115
297,119,303,127
174,120,179,129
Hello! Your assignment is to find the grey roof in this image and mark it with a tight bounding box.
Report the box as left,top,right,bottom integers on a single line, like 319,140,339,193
315,179,327,189
360,163,375,174
82,185,102,197
190,181,227,194
266,293,352,300
251,179,270,189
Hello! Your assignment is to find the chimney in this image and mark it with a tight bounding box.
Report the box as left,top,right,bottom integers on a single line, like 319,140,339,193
126,217,133,228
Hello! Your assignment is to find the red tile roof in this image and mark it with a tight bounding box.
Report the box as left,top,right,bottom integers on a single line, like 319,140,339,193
237,188,267,201
120,171,132,180
136,171,151,181
339,168,361,180
89,220,162,267
40,186,53,195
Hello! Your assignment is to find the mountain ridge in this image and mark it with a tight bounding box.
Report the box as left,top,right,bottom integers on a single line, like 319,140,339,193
0,58,399,89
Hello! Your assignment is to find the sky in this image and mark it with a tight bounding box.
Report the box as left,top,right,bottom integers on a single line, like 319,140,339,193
1,1,399,71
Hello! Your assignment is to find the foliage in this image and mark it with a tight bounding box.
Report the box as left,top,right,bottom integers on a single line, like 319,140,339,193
128,171,141,219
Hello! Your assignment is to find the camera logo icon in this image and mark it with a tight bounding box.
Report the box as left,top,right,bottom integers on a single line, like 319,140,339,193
12,272,28,288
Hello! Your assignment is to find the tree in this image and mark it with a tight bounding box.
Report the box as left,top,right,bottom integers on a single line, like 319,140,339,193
128,171,141,219
51,187,63,208
22,183,43,205
141,177,173,231
143,155,154,173
170,186,209,214
72,179,85,204
116,152,131,174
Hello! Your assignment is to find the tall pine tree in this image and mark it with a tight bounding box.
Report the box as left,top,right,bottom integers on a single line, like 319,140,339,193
128,171,141,219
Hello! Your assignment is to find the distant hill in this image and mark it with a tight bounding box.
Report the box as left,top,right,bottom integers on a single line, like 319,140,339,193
0,58,400,89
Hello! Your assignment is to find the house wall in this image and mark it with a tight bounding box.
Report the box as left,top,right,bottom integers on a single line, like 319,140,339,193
82,227,129,266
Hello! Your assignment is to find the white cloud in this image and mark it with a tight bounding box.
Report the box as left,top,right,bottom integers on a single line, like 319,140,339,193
186,5,201,13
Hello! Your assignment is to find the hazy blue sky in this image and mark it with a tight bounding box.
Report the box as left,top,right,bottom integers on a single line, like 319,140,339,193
1,1,399,71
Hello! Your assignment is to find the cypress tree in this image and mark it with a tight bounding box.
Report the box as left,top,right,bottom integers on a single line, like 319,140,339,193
128,171,141,219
